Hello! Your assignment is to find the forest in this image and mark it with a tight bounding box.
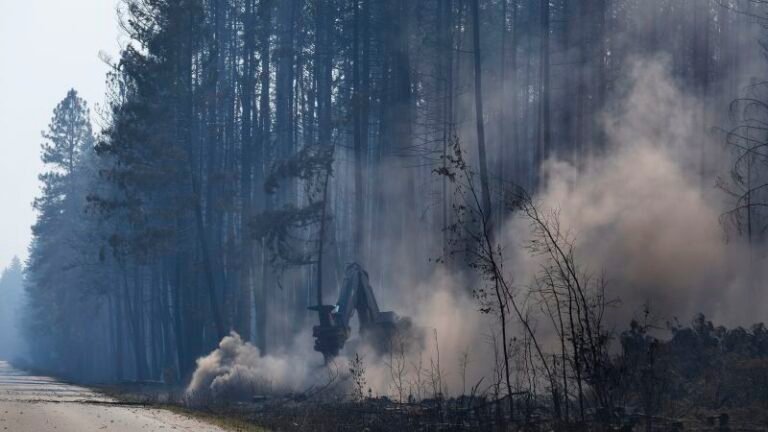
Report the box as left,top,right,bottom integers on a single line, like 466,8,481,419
9,0,768,429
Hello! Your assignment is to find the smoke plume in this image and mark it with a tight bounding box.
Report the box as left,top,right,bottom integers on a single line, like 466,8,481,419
508,56,767,325
186,331,318,402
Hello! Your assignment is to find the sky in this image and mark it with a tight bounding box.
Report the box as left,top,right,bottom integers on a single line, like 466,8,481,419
0,0,121,270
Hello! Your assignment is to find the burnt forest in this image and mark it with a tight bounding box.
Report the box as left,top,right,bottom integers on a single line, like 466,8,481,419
3,0,768,431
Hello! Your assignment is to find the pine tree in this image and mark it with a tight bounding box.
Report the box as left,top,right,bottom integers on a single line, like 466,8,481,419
25,89,98,375
0,257,25,360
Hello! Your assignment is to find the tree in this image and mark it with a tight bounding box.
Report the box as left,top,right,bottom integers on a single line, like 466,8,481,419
436,140,542,421
41,90,94,177
21,0,768,396
25,89,102,376
471,0,493,225
719,80,768,248
251,144,335,298
0,257,25,360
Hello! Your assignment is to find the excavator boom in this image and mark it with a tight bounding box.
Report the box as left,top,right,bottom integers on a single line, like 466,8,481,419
310,263,411,361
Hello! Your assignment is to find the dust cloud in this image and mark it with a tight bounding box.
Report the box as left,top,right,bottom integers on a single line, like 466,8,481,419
186,331,316,401
509,56,765,325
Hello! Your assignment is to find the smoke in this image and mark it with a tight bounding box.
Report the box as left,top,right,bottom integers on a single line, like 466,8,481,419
186,331,319,401
363,269,497,398
507,56,767,325
186,274,499,401
188,53,768,402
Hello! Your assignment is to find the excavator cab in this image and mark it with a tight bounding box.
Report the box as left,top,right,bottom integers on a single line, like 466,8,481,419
309,263,414,361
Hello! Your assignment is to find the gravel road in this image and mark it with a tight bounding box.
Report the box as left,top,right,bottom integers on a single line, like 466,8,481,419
0,361,227,432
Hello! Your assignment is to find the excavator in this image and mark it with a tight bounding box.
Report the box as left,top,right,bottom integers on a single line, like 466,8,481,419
309,263,415,361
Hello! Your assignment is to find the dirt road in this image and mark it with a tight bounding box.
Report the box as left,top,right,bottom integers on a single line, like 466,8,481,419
0,361,226,431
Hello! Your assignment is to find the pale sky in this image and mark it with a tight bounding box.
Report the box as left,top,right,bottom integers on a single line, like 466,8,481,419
0,0,121,269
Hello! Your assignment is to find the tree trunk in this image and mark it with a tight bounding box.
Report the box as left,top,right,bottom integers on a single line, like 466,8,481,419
471,0,493,223
256,0,273,354
238,0,256,341
536,0,551,184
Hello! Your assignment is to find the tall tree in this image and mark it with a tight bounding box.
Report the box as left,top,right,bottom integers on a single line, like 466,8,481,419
25,89,99,375
471,0,493,224
0,257,25,360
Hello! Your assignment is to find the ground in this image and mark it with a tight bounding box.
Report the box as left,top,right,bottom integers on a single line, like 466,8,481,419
0,361,241,432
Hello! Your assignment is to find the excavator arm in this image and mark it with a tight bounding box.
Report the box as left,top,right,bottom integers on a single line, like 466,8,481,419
310,263,409,361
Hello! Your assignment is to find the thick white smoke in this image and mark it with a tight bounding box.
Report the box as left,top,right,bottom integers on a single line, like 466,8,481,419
186,331,317,402
508,56,767,325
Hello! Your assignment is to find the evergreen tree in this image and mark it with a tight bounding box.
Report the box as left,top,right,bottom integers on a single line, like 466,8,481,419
24,89,100,376
18,0,768,390
0,257,25,360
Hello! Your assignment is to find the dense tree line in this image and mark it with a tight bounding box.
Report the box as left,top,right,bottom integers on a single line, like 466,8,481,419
21,0,767,385
617,314,768,422
0,257,25,360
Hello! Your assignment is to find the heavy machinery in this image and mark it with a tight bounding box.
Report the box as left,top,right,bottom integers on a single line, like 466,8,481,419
309,263,414,361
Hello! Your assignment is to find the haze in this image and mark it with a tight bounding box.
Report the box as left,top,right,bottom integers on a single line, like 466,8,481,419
3,1,768,429
0,0,120,269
